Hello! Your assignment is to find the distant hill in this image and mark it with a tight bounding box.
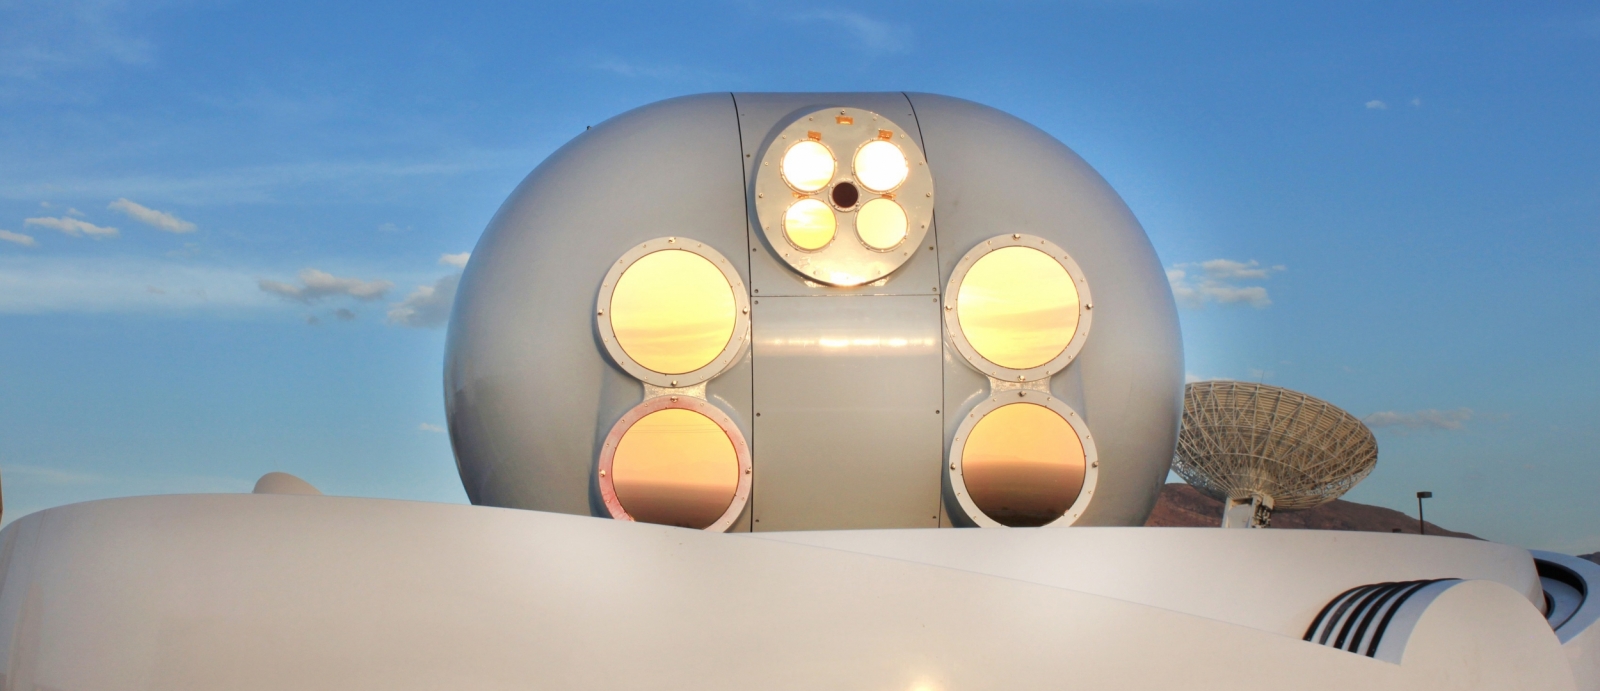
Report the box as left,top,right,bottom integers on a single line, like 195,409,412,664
1144,483,1479,539
1582,553,1600,566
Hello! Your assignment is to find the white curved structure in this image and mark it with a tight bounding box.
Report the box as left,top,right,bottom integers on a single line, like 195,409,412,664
0,494,1590,690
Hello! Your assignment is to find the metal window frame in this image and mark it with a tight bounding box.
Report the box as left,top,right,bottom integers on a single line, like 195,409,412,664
597,394,753,533
752,107,934,286
850,138,912,195
948,391,1100,528
778,139,838,194
780,198,838,253
944,234,1094,382
595,237,751,388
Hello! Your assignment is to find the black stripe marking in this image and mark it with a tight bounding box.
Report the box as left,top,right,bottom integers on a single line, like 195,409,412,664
1365,580,1450,658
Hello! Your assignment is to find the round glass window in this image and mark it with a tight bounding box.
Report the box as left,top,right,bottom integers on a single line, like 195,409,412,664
956,246,1081,370
609,249,737,375
781,140,835,193
853,140,909,192
784,198,836,251
855,198,907,250
612,408,740,529
961,402,1086,527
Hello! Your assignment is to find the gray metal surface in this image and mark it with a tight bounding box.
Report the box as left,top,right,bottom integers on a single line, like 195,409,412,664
750,294,943,530
445,94,754,520
447,92,1184,530
906,93,1183,527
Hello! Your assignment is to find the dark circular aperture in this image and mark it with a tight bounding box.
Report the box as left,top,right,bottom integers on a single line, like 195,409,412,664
831,181,860,209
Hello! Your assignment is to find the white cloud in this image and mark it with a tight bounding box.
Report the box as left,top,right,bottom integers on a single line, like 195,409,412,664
1366,100,1389,110
792,10,911,54
1185,372,1204,384
0,150,532,206
1364,408,1474,431
5,464,104,485
439,252,470,269
0,256,443,316
1201,283,1270,306
1167,259,1284,309
0,230,37,247
1411,97,1423,108
0,0,154,79
333,308,356,321
258,268,393,304
0,256,279,314
24,215,118,238
1197,258,1281,280
108,198,196,233
418,423,445,433
388,273,460,328
594,58,688,79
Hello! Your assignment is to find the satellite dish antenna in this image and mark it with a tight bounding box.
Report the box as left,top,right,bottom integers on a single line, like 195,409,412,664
1172,381,1378,528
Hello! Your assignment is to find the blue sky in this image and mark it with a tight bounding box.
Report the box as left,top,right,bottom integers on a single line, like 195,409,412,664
1,1,1595,551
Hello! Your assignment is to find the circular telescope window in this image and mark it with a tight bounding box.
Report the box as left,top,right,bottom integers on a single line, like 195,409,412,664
597,238,749,389
945,235,1093,382
600,397,752,532
962,402,1085,526
784,198,836,251
958,246,1079,370
613,408,738,529
781,140,835,193
949,393,1099,528
856,198,907,250
751,108,934,287
854,139,909,192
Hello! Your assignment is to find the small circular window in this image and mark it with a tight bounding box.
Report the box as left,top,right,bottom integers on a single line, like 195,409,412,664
853,139,909,192
855,198,907,250
784,198,836,251
781,140,835,193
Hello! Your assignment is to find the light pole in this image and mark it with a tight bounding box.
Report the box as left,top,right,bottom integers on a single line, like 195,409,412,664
1416,491,1433,535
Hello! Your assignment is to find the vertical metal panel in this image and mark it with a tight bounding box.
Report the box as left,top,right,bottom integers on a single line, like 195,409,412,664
751,295,943,531
445,94,753,519
907,93,1184,527
732,93,942,299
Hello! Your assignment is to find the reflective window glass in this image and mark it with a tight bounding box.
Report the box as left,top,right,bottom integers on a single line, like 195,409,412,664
853,140,909,192
962,402,1085,527
781,140,835,193
855,198,907,250
613,408,739,529
956,246,1080,370
610,249,737,375
784,198,836,250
